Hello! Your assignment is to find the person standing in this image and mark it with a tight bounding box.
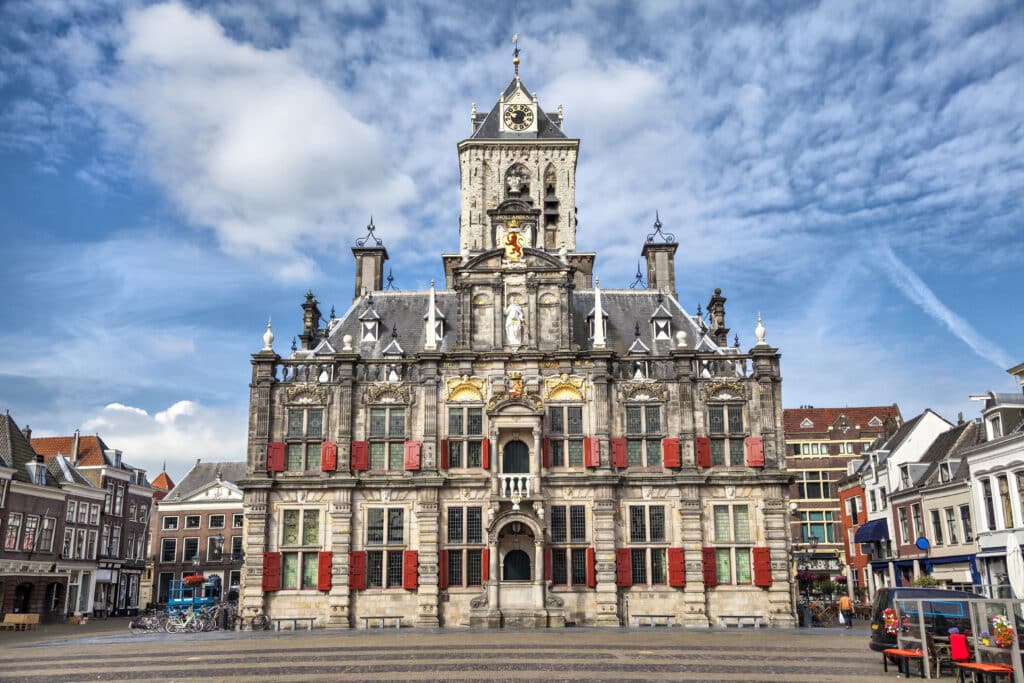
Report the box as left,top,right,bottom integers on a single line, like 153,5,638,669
838,594,854,629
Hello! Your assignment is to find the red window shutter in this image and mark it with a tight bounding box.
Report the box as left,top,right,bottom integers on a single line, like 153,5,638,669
481,439,490,470
544,547,553,581
586,547,596,588
317,551,333,591
753,547,772,587
350,441,369,472
695,437,712,468
745,437,765,467
321,441,337,472
439,549,448,589
611,438,628,468
404,441,421,471
701,547,718,587
349,550,366,590
542,439,550,468
403,550,419,590
262,552,281,591
668,547,685,587
584,437,600,467
440,440,449,470
615,548,632,587
267,442,285,473
662,438,681,469
481,548,489,582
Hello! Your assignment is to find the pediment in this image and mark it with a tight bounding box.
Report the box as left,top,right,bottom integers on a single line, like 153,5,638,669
462,247,567,272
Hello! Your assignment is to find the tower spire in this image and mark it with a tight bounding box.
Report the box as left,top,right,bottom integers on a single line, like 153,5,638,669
512,33,520,78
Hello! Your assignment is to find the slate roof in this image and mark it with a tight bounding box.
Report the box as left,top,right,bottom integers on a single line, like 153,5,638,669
46,454,95,488
324,287,714,360
469,78,568,140
880,412,924,453
782,405,901,434
165,461,247,502
992,392,1024,406
0,414,58,487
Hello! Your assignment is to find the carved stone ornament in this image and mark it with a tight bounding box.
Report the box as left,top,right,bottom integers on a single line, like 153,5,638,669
702,379,747,401
367,383,411,405
543,373,585,401
445,375,486,402
285,384,326,404
470,591,488,609
486,394,543,412
545,593,565,608
620,380,667,402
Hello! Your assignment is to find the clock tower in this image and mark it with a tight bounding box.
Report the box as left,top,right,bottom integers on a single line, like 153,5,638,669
455,47,581,261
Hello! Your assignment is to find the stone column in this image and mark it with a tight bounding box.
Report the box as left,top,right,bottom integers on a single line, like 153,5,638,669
415,489,440,627
326,488,353,627
592,489,620,626
239,485,270,626
679,487,710,627
763,493,797,627
534,537,545,608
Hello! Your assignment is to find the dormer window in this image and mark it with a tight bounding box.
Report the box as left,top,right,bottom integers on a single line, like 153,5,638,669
990,416,1003,439
868,416,883,427
362,321,379,342
800,418,814,429
939,462,952,483
900,465,911,488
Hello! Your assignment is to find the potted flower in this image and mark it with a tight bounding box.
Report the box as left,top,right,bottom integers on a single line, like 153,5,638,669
992,614,1014,648
883,608,899,635
182,574,205,588
981,631,991,647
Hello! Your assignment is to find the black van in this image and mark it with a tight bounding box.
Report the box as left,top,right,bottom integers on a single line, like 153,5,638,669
869,587,978,652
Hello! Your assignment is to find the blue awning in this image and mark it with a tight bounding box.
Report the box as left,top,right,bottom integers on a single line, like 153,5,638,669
854,518,890,543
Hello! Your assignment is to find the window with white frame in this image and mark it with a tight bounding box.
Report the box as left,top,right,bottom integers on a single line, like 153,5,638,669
185,515,200,530
2,512,19,550
137,505,148,524
551,504,588,586
90,504,101,525
163,516,179,531
548,405,584,467
447,407,484,468
446,506,484,587
21,514,39,551
628,504,667,585
898,507,911,544
110,526,121,557
161,538,176,563
625,404,662,467
231,535,243,561
182,537,199,563
128,501,136,521
708,403,745,466
368,407,405,470
87,529,97,559
114,484,124,516
232,513,244,529
713,504,752,584
207,535,223,561
945,507,959,545
63,528,74,557
38,517,55,552
100,525,110,557
66,500,77,523
209,514,225,529
287,406,324,471
78,503,88,524
76,528,86,559
931,509,944,546
366,507,405,588
960,505,973,542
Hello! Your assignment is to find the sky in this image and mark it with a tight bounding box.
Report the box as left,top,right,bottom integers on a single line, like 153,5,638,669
1,0,1021,484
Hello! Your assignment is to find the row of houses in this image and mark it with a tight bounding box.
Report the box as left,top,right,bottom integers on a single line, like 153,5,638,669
837,363,1024,600
0,413,160,619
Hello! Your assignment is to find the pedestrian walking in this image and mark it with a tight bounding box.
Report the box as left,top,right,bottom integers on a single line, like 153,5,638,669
838,594,853,629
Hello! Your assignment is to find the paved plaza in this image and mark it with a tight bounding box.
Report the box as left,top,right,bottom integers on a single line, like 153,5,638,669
0,621,894,682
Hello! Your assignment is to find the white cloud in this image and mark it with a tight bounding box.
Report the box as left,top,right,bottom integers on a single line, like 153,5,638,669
78,400,246,480
77,1,415,280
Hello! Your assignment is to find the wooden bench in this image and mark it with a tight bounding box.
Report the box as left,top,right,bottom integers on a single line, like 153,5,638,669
0,614,40,631
360,616,402,629
718,615,761,629
954,661,1014,683
883,648,925,679
631,614,674,627
271,617,316,631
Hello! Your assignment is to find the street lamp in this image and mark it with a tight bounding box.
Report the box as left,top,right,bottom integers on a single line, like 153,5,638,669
191,554,200,611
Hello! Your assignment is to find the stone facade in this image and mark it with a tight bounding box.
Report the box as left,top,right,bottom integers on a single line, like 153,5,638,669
239,70,796,629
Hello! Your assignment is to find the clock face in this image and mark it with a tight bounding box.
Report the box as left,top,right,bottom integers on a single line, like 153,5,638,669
503,104,534,131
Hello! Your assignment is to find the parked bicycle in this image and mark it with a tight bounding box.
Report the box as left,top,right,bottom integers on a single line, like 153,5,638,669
128,608,168,634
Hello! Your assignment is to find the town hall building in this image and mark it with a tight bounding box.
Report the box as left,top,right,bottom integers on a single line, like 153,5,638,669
239,55,795,629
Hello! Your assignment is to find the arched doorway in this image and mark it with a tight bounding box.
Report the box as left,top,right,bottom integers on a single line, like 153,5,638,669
503,550,531,580
503,440,529,473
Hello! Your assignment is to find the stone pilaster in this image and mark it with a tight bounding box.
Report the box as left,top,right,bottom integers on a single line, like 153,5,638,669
762,491,796,627
591,489,620,626
415,489,441,627
239,485,269,625
327,488,353,627
679,486,709,627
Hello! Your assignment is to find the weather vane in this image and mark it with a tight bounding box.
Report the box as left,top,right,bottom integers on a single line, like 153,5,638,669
512,34,520,77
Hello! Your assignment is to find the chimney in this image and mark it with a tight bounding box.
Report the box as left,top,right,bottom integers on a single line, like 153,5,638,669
641,213,679,299
21,424,31,441
71,429,80,465
707,288,729,347
352,217,389,302
299,290,322,350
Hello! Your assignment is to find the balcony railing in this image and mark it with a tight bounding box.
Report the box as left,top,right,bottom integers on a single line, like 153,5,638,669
498,474,533,509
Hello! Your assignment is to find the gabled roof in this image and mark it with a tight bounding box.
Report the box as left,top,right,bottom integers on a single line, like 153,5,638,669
165,461,247,502
782,405,902,434
31,433,110,467
46,454,95,488
918,421,985,487
881,412,923,453
151,470,175,492
468,78,568,140
0,414,58,487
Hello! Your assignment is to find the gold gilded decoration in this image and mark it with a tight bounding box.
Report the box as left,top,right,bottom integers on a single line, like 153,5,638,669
507,372,523,398
620,380,666,402
543,373,585,401
446,375,486,402
504,220,523,262
703,379,747,401
367,384,411,404
486,393,543,411
285,384,326,404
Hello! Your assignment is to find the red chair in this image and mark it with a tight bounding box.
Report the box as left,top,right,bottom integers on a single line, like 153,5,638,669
950,633,969,663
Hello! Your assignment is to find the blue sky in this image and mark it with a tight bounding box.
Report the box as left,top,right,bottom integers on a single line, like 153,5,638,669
1,0,1021,482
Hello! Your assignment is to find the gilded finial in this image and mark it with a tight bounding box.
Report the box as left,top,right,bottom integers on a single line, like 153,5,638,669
512,34,520,77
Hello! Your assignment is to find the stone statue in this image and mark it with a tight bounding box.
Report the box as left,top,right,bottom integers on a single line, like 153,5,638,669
507,173,523,195
505,299,525,346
